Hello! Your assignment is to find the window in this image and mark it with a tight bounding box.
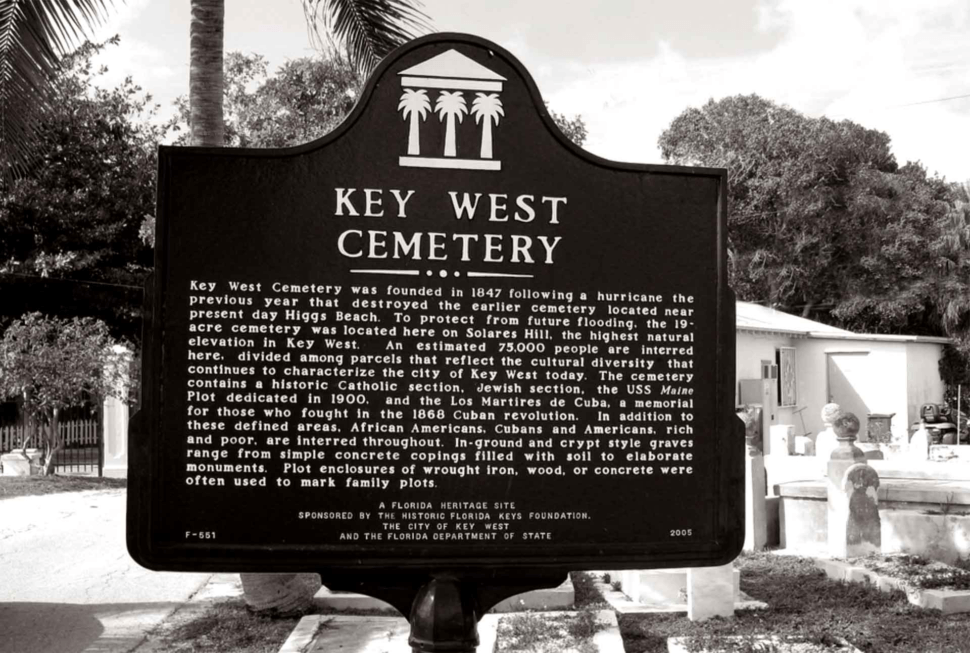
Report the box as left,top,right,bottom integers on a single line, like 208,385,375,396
777,347,797,407
761,360,777,380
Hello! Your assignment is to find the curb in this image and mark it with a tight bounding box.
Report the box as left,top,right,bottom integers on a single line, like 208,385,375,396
128,574,240,652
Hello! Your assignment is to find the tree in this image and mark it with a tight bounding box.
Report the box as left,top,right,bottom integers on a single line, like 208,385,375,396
938,181,970,350
170,52,361,149
828,163,960,336
0,39,160,342
234,55,360,147
940,344,970,410
659,94,967,344
0,0,118,174
189,0,225,145
548,105,588,147
434,90,467,157
302,0,430,77
0,312,128,475
471,92,503,159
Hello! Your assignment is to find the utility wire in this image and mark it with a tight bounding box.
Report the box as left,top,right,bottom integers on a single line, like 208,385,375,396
889,93,970,109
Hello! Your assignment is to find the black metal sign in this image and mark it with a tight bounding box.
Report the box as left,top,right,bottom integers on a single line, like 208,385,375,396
128,33,742,574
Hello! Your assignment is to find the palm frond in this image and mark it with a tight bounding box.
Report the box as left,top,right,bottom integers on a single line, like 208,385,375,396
302,0,430,77
0,0,113,175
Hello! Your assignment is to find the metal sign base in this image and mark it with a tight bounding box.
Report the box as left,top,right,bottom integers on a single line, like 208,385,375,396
322,569,567,652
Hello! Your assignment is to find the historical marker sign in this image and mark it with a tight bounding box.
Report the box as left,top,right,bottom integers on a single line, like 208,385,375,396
128,33,742,574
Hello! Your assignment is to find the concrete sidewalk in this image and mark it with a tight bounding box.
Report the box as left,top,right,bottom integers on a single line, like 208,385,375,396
0,488,211,653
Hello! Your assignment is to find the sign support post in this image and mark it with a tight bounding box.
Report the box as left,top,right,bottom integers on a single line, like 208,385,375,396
320,569,566,651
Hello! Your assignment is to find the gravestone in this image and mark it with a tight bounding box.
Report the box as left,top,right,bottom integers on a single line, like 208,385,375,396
827,412,881,557
127,33,743,651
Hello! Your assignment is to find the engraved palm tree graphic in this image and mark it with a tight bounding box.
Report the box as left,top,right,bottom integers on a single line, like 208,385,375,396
434,91,467,157
471,93,504,159
398,89,431,156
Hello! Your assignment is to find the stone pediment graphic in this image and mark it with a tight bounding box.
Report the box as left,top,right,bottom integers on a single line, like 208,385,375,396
398,50,506,170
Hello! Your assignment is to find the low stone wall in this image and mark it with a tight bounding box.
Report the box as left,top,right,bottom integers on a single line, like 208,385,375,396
764,447,970,494
881,512,970,565
0,450,43,476
776,481,827,550
776,476,970,563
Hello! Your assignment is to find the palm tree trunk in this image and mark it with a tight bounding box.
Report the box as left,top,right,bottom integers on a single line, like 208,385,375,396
189,0,225,146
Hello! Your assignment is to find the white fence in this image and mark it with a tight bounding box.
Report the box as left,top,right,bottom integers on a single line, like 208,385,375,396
0,419,100,452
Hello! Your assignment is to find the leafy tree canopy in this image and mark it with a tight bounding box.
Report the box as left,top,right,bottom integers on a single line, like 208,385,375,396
659,94,970,348
548,105,588,148
302,0,430,77
0,312,128,473
0,39,161,341
0,0,118,174
170,51,362,148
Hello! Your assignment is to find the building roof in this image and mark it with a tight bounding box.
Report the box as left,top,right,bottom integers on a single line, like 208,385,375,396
735,301,951,344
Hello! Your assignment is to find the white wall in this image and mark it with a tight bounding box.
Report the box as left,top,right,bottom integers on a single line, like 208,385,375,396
906,342,946,431
735,331,796,431
795,339,942,442
736,331,787,388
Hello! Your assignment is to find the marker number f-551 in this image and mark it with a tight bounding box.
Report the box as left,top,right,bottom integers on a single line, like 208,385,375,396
185,531,217,540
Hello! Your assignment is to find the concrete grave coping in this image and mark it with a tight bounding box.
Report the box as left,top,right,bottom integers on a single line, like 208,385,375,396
817,558,970,614
594,571,767,615
278,610,622,653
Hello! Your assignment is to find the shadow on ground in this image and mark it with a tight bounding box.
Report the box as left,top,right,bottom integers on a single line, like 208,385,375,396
0,601,182,653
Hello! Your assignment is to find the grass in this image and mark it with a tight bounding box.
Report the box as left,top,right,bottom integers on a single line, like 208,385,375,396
571,571,609,609
620,552,970,653
497,609,606,653
496,572,608,653
0,474,126,499
144,599,302,653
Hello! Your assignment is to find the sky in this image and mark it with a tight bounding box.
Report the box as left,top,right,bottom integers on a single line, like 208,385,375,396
90,0,970,182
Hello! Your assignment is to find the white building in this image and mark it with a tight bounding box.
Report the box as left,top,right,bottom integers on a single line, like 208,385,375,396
735,301,949,448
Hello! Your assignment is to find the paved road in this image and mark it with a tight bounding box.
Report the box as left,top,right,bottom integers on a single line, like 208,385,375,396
0,489,210,653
